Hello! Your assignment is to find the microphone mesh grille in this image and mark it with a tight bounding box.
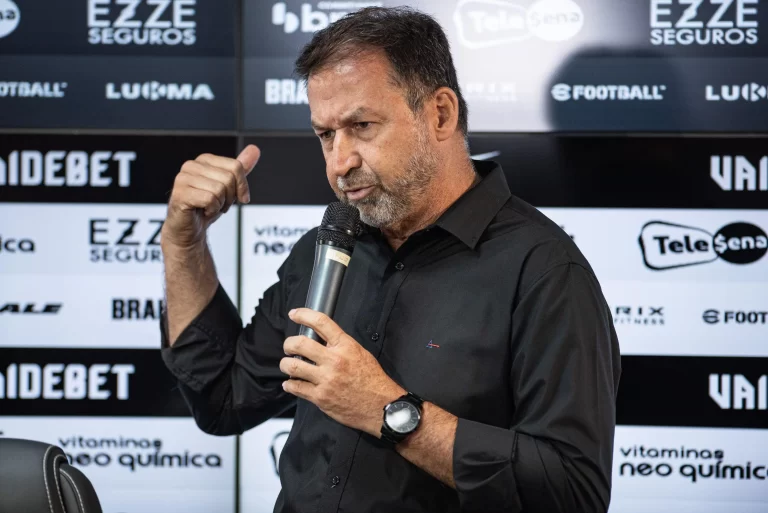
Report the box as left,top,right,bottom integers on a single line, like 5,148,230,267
317,202,360,251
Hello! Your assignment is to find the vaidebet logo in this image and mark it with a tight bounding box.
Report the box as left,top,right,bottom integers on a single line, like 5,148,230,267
639,220,768,270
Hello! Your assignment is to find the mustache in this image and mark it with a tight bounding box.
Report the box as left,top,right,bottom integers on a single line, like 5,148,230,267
337,168,381,191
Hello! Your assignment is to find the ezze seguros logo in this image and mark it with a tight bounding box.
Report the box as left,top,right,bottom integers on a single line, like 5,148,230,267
650,0,759,46
89,218,163,263
87,0,197,46
639,220,767,270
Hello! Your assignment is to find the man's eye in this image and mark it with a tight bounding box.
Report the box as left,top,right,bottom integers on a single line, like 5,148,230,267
355,122,371,130
319,131,335,140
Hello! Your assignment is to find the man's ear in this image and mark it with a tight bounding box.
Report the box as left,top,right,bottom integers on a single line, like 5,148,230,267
431,87,460,142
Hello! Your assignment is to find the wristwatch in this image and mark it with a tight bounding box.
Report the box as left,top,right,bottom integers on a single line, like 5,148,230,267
380,392,424,445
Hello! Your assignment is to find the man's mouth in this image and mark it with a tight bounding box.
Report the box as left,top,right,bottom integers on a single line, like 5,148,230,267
344,185,375,201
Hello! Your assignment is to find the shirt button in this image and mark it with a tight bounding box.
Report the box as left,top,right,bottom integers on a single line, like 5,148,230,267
395,262,405,271
331,475,340,488
371,332,379,341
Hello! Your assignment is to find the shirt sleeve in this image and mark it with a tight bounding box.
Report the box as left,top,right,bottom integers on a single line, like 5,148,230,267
452,262,621,513
159,256,298,436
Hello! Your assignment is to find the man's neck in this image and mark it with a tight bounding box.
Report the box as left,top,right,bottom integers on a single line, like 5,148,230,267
381,158,478,251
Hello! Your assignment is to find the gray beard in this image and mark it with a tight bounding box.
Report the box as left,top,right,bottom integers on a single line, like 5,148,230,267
338,131,438,229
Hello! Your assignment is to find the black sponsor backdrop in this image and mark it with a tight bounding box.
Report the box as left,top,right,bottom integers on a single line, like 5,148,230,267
244,134,768,208
0,0,237,56
0,134,236,203
617,356,767,429
0,348,189,416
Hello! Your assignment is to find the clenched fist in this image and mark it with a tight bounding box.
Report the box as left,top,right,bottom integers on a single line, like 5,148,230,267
162,145,261,248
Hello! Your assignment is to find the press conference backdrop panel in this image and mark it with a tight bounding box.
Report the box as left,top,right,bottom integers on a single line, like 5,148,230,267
0,2,766,513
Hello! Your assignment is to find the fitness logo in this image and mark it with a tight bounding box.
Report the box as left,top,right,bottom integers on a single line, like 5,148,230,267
639,221,768,270
453,0,584,49
650,0,759,47
614,306,665,326
87,0,197,46
711,155,768,192
271,1,381,34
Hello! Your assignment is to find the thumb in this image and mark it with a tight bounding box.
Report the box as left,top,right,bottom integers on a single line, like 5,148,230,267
234,144,261,204
237,144,261,176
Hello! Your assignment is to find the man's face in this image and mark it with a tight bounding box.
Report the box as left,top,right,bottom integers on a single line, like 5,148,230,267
307,50,438,228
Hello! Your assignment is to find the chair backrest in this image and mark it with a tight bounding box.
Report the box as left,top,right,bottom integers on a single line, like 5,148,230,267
0,438,102,513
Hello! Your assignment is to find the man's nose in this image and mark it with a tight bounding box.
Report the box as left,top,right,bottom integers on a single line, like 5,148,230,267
330,130,362,179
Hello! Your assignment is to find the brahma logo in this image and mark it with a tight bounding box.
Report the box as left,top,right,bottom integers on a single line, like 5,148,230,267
551,84,666,102
639,220,768,270
0,0,20,39
265,79,308,105
106,82,214,101
650,0,759,46
706,83,768,102
271,2,382,34
453,0,584,49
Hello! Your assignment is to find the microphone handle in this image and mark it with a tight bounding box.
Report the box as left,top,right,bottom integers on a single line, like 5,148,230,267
294,243,351,362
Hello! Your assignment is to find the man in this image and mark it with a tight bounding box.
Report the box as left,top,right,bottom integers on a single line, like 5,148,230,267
160,6,621,513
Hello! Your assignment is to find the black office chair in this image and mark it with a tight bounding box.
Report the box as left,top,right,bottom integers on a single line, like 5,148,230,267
0,438,102,513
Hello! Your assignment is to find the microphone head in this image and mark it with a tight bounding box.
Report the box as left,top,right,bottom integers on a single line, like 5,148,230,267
317,202,360,251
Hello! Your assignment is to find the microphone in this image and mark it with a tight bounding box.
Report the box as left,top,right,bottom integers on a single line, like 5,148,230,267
295,202,360,361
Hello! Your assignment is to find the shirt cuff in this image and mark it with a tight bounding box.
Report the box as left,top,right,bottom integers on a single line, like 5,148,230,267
160,283,242,393
453,418,522,512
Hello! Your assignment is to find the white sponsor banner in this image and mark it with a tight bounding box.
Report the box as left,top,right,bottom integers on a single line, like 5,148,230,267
0,273,235,348
601,280,768,357
0,416,236,513
240,205,324,323
239,418,293,513
610,425,768,513
539,208,768,283
0,204,237,277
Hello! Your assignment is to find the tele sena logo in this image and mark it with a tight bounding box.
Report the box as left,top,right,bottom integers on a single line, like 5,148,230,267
639,221,768,270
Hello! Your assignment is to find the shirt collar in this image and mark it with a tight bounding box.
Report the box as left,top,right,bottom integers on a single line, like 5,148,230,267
358,160,511,250
434,159,511,249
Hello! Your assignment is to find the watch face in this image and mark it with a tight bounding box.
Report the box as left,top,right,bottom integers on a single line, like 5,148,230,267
385,401,420,434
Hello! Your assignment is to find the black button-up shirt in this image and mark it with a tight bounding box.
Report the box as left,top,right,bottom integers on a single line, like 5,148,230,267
160,160,621,513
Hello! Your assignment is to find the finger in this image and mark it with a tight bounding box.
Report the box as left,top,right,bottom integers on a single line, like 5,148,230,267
288,308,346,348
172,173,224,217
279,356,321,384
177,171,229,217
284,335,328,364
236,144,261,177
183,160,237,213
235,145,261,203
191,155,242,208
282,378,315,401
